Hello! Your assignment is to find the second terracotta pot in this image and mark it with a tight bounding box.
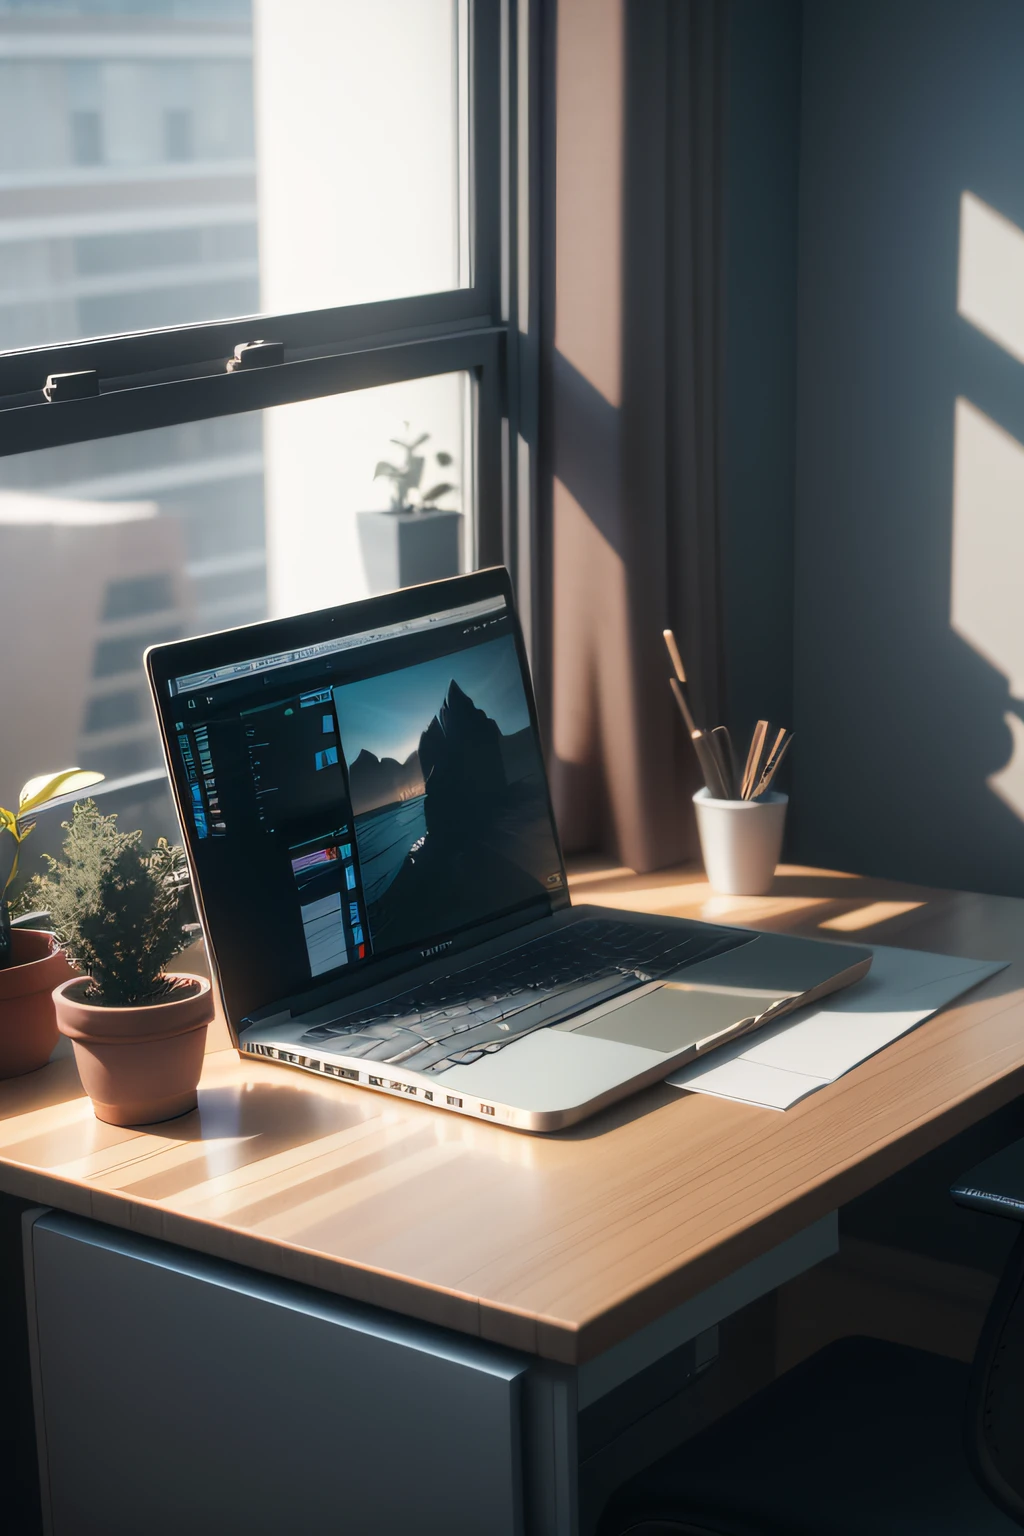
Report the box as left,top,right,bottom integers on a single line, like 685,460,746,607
54,973,212,1126
0,929,73,1079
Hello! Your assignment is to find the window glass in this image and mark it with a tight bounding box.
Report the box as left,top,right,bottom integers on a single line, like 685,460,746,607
0,371,473,795
253,0,470,315
0,0,469,355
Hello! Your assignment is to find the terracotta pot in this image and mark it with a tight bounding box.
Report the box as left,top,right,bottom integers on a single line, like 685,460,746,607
54,973,212,1126
0,929,73,1079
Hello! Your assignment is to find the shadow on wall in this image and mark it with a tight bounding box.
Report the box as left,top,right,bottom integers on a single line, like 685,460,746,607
886,191,1024,892
793,0,1024,897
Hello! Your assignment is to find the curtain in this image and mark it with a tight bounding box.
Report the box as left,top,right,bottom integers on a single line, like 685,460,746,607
541,0,729,873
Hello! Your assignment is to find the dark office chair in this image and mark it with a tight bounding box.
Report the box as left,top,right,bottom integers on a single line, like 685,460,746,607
598,1139,1024,1535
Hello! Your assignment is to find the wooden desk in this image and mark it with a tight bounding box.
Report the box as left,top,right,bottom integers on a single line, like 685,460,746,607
3,862,1022,1362
5,862,1024,1535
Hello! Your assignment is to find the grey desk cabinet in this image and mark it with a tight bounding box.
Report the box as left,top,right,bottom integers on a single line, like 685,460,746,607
24,1212,528,1536
22,1208,836,1536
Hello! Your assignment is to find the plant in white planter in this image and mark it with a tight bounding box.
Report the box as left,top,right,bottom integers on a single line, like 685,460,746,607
357,423,463,593
0,768,103,1079
27,799,212,1126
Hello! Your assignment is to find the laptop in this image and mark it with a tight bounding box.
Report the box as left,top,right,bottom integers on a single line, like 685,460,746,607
146,567,870,1132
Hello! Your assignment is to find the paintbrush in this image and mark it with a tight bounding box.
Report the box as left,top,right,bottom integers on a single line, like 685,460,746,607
740,719,770,800
747,725,785,798
664,629,732,799
669,678,730,800
663,628,687,686
711,725,738,799
751,729,793,799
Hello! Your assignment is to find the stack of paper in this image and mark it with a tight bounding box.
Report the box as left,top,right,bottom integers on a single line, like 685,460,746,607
666,945,1008,1111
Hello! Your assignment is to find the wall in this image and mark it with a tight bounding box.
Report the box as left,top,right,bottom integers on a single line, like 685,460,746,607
792,0,1024,894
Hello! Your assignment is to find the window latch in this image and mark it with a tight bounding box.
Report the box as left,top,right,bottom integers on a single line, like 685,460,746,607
227,340,285,372
43,370,100,403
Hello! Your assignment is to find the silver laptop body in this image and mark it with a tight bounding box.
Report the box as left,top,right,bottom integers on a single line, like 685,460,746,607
147,568,869,1132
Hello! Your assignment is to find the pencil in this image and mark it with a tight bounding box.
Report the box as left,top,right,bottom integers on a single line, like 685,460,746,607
741,720,770,800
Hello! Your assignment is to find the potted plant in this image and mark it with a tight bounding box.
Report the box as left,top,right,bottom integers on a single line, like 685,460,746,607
28,799,212,1126
0,768,103,1078
357,423,463,593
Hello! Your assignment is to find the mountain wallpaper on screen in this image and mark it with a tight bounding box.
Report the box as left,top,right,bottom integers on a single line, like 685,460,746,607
347,748,425,817
419,680,509,837
345,674,559,953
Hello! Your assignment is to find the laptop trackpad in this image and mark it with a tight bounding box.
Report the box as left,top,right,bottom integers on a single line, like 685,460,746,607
572,983,793,1054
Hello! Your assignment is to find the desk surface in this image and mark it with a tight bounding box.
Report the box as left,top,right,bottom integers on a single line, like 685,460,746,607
2,862,1023,1364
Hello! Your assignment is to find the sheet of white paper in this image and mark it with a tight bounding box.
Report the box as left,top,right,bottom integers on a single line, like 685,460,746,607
665,945,1008,1111
740,1006,935,1080
669,1056,830,1111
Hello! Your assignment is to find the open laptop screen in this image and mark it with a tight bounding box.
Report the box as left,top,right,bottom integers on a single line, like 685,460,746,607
148,571,567,1026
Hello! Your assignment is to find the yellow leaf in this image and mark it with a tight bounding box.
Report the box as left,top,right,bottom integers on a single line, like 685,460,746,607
18,769,105,816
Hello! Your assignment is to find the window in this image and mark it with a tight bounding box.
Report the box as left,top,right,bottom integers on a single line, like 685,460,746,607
0,0,480,353
70,110,104,168
93,630,182,679
163,110,195,164
1,372,475,787
83,689,145,735
102,575,176,623
0,0,530,873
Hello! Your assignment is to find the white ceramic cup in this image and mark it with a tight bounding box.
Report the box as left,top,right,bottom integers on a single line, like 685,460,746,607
693,788,788,896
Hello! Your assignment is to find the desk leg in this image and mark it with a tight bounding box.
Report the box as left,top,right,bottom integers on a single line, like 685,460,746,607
568,1216,839,1534
0,1192,45,1536
522,1364,579,1536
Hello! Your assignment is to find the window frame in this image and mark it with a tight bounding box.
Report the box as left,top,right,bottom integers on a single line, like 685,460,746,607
0,0,521,582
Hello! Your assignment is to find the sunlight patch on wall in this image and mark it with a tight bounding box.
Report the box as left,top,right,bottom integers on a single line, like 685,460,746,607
951,396,1024,818
991,714,1024,821
958,192,1024,367
951,398,1024,693
553,0,624,407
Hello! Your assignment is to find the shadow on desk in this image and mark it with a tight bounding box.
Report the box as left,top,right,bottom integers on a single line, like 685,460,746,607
554,1082,688,1142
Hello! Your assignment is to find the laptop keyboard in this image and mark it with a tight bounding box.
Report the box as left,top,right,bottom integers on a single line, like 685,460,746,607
294,917,749,1075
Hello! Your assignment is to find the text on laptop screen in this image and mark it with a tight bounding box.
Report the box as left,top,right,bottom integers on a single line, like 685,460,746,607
163,592,566,1015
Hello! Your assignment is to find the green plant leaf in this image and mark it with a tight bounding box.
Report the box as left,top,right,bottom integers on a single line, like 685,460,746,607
420,482,455,505
23,799,191,1006
373,460,403,480
18,768,105,817
435,451,453,467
